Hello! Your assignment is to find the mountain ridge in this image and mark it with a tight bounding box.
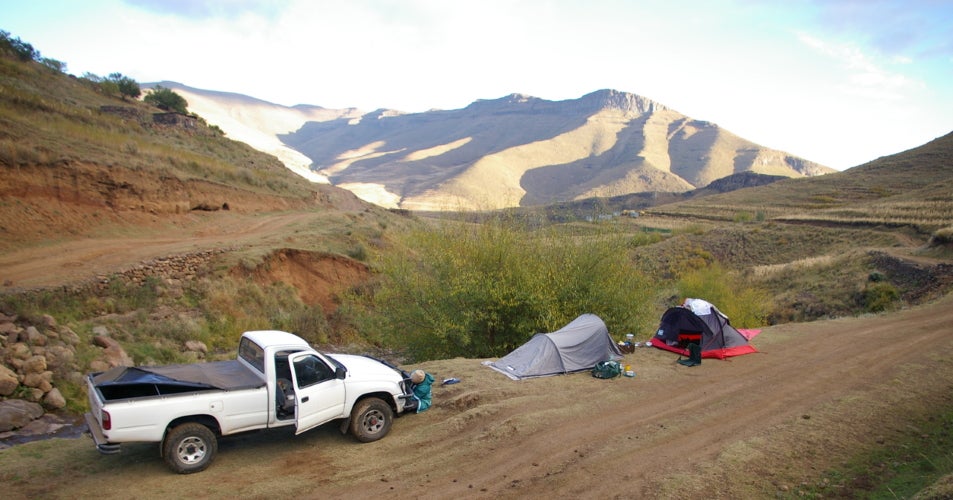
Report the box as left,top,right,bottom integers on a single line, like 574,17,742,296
155,82,835,211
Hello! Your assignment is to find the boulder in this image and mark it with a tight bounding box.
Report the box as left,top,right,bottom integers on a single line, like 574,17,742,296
0,364,18,396
22,371,53,393
44,345,75,370
0,399,44,432
5,342,31,361
185,340,208,354
58,326,81,346
24,326,47,346
21,355,47,375
43,388,67,409
0,321,17,336
40,314,57,329
92,336,134,367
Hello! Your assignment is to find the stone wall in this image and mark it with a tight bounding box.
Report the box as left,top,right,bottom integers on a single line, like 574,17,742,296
0,248,228,435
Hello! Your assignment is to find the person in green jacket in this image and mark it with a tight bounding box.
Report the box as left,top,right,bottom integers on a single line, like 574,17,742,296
410,369,434,412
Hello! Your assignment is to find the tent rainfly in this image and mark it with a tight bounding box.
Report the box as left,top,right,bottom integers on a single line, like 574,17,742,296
484,314,622,380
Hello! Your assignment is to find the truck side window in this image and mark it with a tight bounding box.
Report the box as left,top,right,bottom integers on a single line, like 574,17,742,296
293,355,333,388
239,337,265,373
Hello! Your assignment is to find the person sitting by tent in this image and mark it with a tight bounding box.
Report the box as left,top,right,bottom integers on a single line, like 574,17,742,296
410,369,434,412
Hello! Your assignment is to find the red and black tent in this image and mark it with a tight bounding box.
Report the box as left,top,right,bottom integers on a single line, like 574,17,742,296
648,299,760,360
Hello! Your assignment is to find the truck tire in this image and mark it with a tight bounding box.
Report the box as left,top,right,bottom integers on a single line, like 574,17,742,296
162,422,217,474
349,397,393,443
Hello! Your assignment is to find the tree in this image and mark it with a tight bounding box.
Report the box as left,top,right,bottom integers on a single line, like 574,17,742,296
0,30,39,62
143,85,188,114
40,57,66,73
107,72,141,100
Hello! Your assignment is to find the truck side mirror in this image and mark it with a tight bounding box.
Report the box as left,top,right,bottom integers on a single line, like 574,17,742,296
335,366,347,380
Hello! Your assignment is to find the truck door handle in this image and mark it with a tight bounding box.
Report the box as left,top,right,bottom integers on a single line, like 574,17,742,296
301,396,309,403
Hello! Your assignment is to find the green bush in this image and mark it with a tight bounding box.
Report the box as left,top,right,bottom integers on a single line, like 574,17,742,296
675,264,769,328
354,218,653,361
860,282,900,313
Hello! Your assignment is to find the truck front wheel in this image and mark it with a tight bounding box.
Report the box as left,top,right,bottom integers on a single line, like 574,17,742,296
162,422,218,474
349,397,393,442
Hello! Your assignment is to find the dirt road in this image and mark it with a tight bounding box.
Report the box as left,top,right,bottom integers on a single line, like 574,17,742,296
0,211,317,289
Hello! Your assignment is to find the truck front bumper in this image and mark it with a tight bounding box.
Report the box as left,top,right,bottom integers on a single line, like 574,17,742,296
83,412,122,455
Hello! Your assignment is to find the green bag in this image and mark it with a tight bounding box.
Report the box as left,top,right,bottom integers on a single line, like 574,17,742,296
591,360,622,379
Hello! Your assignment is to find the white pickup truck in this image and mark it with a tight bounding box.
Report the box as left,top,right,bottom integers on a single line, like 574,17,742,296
84,330,418,473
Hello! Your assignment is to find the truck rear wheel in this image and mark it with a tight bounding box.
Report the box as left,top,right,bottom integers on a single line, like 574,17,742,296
349,397,393,442
162,422,217,474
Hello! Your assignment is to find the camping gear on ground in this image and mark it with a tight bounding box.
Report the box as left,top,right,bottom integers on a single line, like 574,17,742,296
410,370,434,412
591,360,622,379
649,298,761,360
484,314,623,380
677,343,702,367
618,333,637,353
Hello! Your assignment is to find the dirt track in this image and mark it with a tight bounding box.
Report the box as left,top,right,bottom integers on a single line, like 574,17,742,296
0,211,316,289
2,212,952,498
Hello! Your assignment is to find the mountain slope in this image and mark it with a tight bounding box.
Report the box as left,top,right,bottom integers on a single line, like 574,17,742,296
0,56,370,250
161,84,834,211
647,130,953,230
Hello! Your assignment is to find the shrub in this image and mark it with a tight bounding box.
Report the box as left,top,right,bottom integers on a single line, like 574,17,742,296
355,218,653,361
859,282,900,313
675,263,769,328
931,226,953,245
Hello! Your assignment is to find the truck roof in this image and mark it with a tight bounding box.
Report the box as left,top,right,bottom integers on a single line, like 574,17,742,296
242,330,311,349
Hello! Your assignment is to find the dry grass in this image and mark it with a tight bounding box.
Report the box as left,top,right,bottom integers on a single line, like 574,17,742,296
751,254,838,278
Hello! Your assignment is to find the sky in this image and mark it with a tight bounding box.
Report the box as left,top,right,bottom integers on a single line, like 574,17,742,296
3,0,952,170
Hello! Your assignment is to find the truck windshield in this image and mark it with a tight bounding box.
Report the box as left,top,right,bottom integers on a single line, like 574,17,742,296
239,337,265,374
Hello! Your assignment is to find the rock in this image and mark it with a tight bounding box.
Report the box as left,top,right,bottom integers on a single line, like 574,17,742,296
59,326,81,346
23,387,44,402
15,413,67,435
92,336,133,367
0,321,17,336
88,360,111,373
25,326,47,346
92,335,113,349
44,345,75,370
22,371,53,393
43,388,67,409
0,399,44,432
5,342,31,361
0,364,18,396
185,340,208,354
40,314,57,329
21,355,47,375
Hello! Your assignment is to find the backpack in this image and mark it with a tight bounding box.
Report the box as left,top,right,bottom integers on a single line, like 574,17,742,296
591,360,622,379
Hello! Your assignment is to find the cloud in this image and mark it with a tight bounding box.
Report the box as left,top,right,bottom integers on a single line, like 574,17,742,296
797,32,921,101
123,0,283,20
806,0,953,62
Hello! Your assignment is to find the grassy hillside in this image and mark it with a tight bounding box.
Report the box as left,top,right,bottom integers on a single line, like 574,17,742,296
644,131,953,232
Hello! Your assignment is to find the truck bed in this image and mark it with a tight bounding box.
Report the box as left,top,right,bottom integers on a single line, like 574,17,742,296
91,360,265,401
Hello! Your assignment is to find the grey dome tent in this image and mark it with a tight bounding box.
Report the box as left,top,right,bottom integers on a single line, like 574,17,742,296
484,314,622,380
